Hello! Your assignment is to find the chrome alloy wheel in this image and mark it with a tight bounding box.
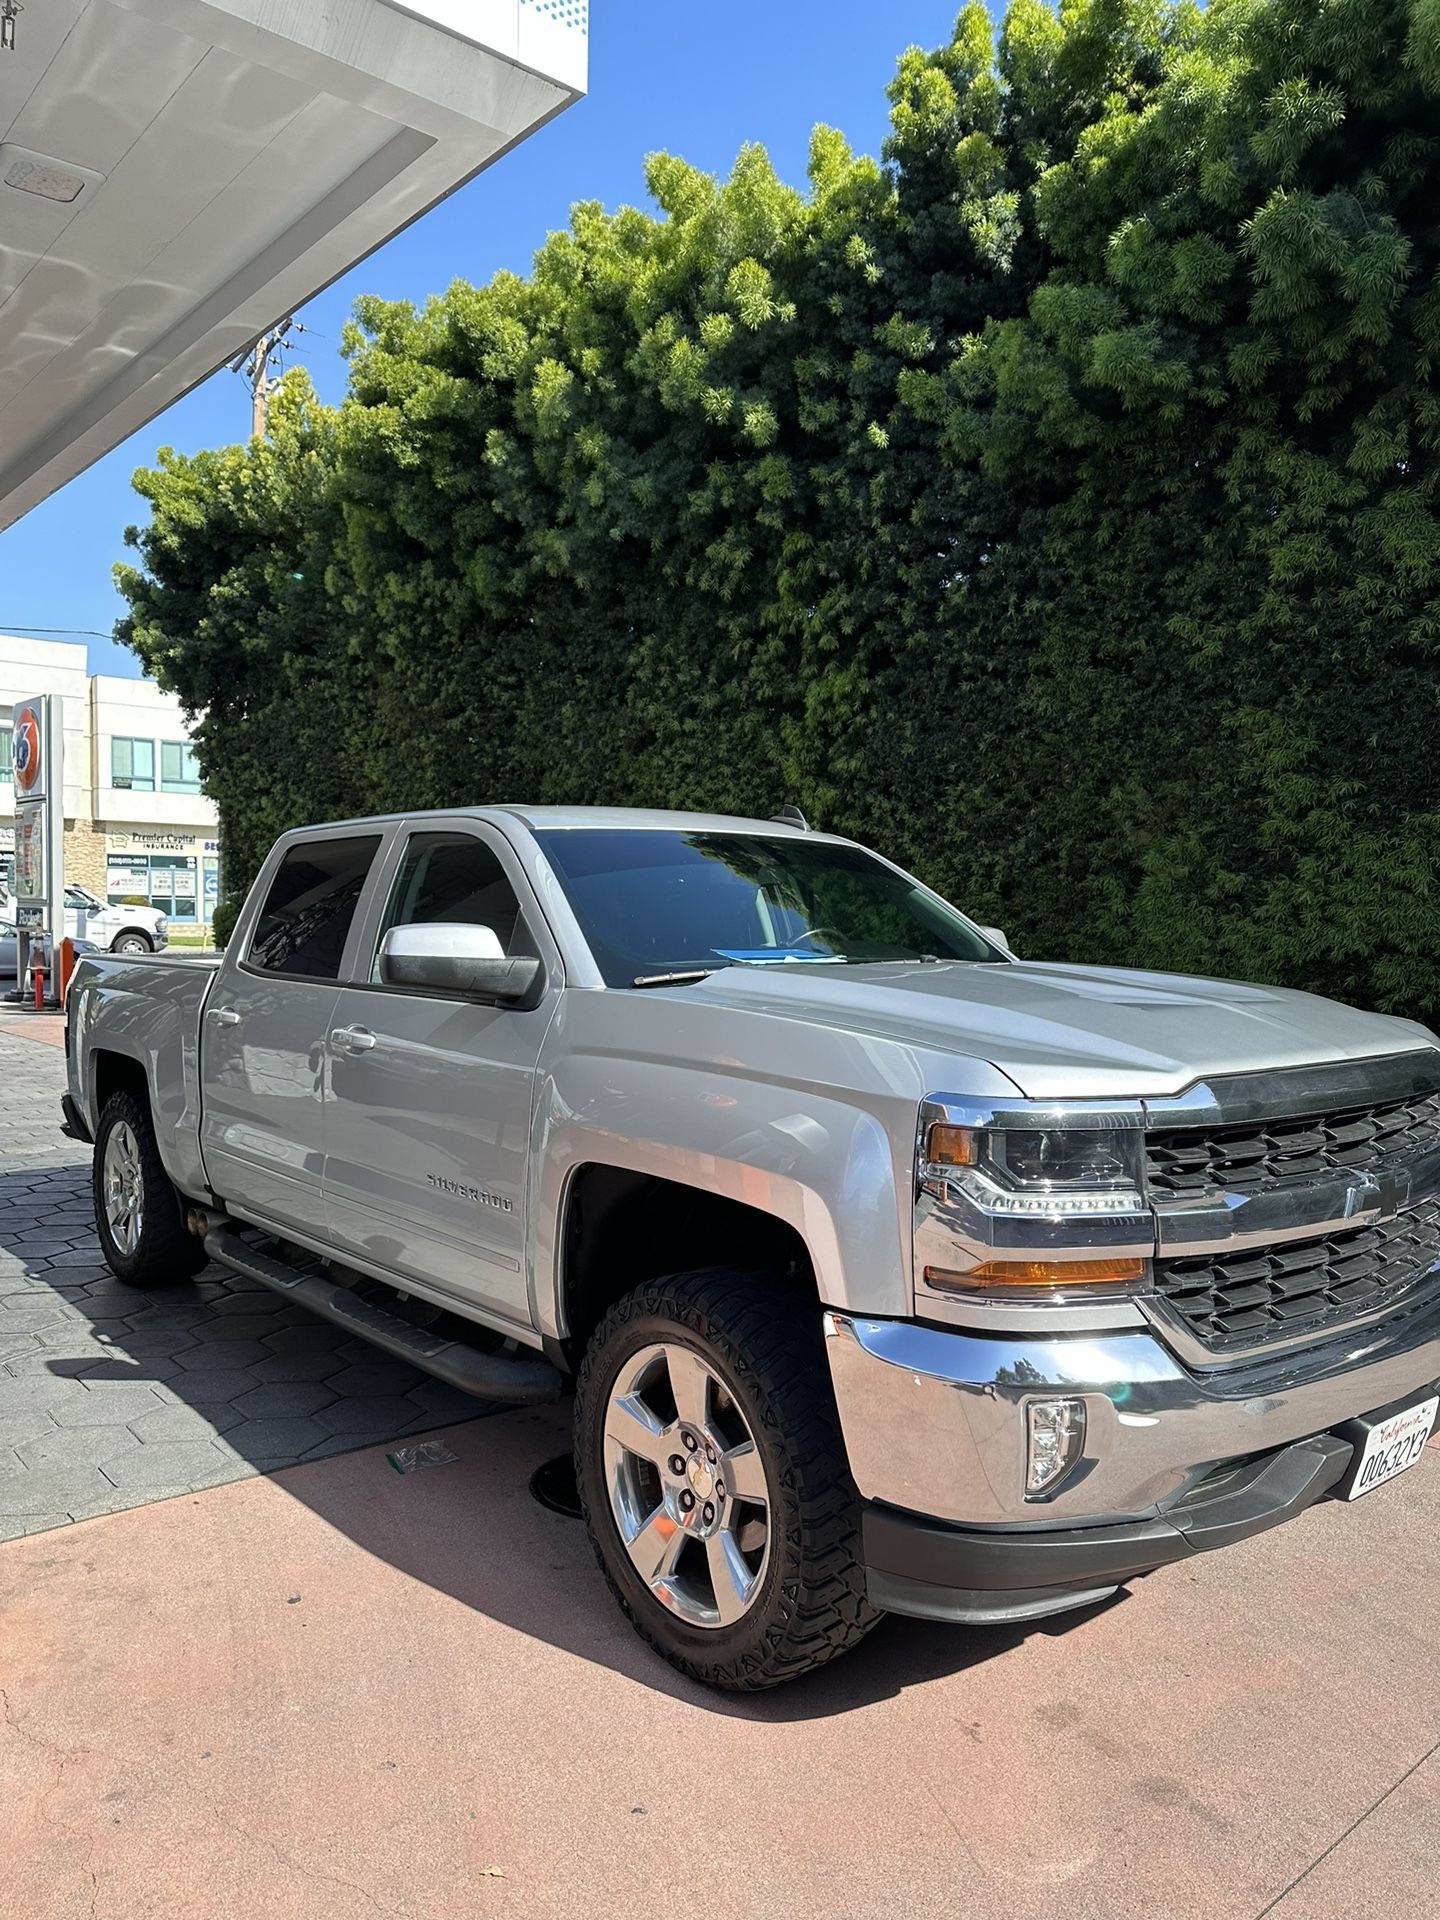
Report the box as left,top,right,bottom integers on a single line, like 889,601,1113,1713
603,1341,772,1629
102,1120,145,1256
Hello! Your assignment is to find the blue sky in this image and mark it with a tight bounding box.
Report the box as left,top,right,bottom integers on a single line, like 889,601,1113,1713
0,0,962,678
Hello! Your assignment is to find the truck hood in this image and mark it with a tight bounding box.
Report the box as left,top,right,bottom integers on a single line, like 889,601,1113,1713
687,959,1437,1100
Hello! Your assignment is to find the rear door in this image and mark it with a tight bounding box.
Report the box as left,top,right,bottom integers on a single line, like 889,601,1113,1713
199,829,385,1238
321,820,562,1328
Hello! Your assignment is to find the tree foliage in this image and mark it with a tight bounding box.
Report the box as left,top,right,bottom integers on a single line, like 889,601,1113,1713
118,0,1440,1014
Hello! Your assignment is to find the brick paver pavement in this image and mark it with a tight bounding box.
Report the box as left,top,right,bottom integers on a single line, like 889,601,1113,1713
0,1026,488,1541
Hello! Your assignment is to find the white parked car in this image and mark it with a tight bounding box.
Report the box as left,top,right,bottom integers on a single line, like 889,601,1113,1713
62,885,169,955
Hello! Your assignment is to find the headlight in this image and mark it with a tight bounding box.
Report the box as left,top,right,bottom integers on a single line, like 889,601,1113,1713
924,1121,1144,1198
917,1106,1149,1298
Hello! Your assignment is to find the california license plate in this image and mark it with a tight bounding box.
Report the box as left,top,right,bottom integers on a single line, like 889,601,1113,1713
1343,1395,1439,1502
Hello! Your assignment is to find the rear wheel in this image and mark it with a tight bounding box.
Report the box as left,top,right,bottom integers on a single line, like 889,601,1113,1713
92,1090,203,1286
574,1267,880,1690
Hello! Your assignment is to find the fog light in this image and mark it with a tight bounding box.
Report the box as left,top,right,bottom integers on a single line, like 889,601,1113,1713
1026,1397,1087,1499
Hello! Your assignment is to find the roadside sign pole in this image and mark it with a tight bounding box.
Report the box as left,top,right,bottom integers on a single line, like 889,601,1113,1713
12,694,65,1008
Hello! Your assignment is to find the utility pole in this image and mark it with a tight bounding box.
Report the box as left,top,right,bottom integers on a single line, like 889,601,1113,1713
230,319,305,436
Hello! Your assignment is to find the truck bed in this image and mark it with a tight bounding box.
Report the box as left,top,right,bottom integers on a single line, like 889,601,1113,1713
67,950,222,1200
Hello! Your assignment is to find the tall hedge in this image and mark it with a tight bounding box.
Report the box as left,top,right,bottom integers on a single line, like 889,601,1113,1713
118,0,1440,1016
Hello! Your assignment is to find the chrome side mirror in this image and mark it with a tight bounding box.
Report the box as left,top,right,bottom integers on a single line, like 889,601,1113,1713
378,923,541,1003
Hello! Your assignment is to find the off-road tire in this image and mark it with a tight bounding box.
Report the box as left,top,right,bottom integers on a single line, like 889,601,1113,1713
574,1267,881,1690
92,1090,204,1286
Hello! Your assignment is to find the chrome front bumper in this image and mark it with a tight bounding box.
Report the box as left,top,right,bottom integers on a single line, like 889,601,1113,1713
823,1293,1440,1530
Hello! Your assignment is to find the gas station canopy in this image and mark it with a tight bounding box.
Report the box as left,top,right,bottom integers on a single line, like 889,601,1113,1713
0,0,587,529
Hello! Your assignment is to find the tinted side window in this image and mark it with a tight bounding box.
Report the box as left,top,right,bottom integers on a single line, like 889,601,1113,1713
373,832,536,979
249,836,382,979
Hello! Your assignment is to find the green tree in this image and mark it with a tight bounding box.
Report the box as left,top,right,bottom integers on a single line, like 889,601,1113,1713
118,0,1440,1017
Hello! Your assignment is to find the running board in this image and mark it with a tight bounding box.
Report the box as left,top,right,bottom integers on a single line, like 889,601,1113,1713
205,1222,562,1405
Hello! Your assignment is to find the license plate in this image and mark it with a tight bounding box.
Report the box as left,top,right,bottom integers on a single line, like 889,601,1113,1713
1345,1395,1439,1502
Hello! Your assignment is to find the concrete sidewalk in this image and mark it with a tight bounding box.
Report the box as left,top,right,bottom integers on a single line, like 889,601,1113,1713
0,1012,67,1047
2,1401,1438,1920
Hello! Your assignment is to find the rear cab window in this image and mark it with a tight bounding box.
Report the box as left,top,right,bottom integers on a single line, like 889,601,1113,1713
247,835,382,980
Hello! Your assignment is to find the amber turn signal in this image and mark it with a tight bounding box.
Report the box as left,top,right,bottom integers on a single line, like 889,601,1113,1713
924,1257,1145,1292
925,1123,978,1166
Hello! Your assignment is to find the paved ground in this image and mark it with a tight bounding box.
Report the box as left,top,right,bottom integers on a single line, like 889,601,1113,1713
2,1404,1439,1920
3,1016,1439,1917
0,1026,485,1540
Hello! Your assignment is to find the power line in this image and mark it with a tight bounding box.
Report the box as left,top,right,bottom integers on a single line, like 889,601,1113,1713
0,624,118,639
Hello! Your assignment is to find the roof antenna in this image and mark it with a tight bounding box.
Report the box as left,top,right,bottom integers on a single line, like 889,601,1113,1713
772,804,808,831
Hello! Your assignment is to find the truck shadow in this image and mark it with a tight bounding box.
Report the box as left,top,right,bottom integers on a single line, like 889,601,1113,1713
0,1159,1120,1720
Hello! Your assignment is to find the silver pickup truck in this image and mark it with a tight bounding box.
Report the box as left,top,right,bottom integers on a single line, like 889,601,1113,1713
63,807,1440,1689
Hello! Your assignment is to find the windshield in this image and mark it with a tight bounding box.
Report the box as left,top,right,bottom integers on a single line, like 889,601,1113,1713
533,829,1005,986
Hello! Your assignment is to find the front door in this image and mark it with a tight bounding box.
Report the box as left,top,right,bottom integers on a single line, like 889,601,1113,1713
198,830,384,1239
64,887,97,943
321,824,560,1329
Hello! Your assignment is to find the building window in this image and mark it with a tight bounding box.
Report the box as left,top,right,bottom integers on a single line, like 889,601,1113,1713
107,854,200,921
160,740,201,793
0,724,11,783
111,737,155,791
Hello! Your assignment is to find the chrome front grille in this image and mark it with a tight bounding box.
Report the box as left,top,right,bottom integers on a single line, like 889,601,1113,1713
1142,1055,1440,1359
1146,1090,1440,1199
1152,1198,1440,1354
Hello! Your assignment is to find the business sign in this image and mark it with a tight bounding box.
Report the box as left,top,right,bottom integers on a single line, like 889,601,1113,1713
14,808,44,894
107,830,208,855
11,701,44,797
10,694,64,1004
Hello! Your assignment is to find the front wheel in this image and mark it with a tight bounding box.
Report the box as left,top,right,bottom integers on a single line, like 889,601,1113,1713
574,1268,880,1690
112,931,153,956
93,1090,203,1286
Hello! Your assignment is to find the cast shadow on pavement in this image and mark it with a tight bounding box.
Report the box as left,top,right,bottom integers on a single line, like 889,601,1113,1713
0,1160,1121,1721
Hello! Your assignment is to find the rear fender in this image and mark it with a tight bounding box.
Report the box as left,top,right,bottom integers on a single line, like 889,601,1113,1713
69,959,213,1197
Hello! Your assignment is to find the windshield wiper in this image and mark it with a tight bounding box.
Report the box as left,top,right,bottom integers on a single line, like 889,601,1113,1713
631,968,719,989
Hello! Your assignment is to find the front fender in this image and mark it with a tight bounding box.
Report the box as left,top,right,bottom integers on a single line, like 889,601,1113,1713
526,988,1025,1336
532,1069,906,1336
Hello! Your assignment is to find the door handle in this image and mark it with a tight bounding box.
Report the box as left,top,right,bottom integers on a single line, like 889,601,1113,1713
209,1007,241,1026
330,1025,376,1053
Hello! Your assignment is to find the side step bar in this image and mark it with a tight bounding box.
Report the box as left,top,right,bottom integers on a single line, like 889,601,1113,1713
205,1222,562,1405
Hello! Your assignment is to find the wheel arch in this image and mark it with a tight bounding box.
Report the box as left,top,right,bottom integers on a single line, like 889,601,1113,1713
553,1162,827,1370
90,1045,150,1120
